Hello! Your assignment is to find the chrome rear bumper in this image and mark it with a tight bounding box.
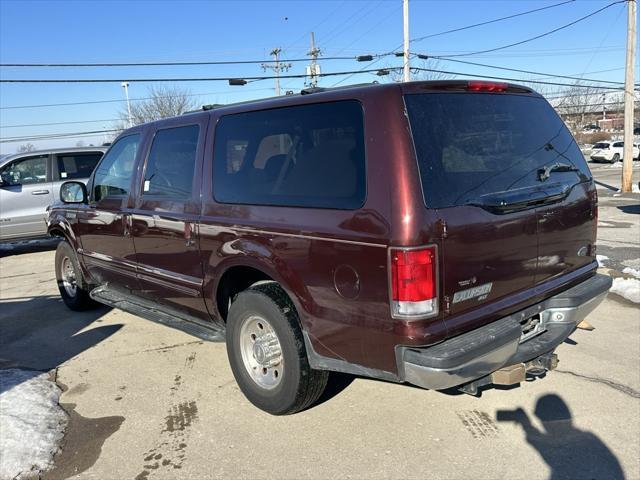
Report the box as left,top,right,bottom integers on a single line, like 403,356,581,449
399,273,611,390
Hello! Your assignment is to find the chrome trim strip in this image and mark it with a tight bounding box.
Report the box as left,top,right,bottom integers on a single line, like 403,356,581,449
137,272,201,297
200,223,387,249
136,263,202,287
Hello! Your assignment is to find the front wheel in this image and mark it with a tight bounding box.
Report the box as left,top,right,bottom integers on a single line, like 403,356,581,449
55,241,98,311
226,283,328,415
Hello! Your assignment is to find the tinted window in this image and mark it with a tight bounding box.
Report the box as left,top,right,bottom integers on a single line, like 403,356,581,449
593,143,610,149
612,142,623,148
405,93,591,209
143,125,199,198
213,101,366,209
93,134,139,202
1,155,47,185
56,152,103,180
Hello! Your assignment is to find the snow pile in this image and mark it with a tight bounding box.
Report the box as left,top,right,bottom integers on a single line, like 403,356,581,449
633,183,640,194
622,267,640,279
596,255,609,267
0,369,67,480
610,277,640,304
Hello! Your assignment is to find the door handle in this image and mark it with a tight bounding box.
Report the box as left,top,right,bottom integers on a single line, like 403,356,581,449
184,222,197,247
31,190,50,195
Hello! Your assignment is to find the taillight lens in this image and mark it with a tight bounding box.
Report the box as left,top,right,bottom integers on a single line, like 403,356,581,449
467,81,508,92
389,246,438,318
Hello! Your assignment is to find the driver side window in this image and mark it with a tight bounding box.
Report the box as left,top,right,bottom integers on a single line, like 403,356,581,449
1,155,48,186
92,134,140,202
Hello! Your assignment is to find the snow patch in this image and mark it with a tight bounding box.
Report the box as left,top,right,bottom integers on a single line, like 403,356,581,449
0,369,67,480
622,267,640,279
610,277,640,304
633,183,640,194
596,255,609,267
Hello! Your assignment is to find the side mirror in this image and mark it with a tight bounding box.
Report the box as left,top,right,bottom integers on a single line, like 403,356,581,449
0,171,13,186
60,181,88,204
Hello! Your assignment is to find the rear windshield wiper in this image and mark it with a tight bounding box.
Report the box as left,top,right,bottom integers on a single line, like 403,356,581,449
537,162,586,182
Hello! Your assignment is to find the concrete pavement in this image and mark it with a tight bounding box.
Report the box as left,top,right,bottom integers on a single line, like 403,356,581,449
0,162,638,480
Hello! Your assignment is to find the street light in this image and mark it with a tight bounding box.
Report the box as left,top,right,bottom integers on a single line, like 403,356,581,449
121,81,133,127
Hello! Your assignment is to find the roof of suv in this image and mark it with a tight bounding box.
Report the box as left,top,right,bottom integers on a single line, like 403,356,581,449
124,80,540,133
0,146,107,167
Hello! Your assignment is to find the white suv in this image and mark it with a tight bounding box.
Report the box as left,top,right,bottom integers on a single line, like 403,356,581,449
590,141,640,163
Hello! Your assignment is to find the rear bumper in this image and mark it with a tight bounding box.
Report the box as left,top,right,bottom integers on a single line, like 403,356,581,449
399,273,611,390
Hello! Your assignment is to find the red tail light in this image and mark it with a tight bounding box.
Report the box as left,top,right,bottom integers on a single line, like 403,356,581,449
389,246,438,318
467,81,508,92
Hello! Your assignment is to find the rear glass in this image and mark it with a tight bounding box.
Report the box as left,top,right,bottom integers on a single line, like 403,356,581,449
213,100,366,210
593,143,609,149
405,93,591,209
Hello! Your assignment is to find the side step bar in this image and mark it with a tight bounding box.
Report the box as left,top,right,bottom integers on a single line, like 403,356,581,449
90,286,225,342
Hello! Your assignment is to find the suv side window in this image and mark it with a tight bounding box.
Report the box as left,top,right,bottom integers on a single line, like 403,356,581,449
92,134,140,202
0,155,48,185
213,100,366,210
56,152,103,180
142,125,199,198
612,142,623,148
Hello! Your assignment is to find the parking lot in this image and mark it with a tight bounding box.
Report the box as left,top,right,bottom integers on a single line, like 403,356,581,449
1,163,638,480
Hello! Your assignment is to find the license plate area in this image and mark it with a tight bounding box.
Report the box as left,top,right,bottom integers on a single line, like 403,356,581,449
519,313,546,343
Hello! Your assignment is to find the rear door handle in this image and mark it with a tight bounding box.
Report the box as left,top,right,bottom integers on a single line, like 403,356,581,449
31,190,50,195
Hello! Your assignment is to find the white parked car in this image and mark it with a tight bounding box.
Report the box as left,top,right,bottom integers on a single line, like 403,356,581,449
590,141,639,163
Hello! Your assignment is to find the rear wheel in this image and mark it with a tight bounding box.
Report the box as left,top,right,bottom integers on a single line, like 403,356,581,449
226,282,328,415
612,153,620,163
55,241,97,311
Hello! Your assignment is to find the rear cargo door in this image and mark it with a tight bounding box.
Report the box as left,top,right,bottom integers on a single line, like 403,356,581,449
405,90,594,333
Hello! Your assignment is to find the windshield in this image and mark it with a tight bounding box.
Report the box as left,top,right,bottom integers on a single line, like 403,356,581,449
405,93,591,209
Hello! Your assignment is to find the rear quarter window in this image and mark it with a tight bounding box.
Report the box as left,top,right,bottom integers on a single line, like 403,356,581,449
213,100,366,210
405,93,591,209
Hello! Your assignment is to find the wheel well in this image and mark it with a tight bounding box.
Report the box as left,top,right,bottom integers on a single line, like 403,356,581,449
216,266,274,322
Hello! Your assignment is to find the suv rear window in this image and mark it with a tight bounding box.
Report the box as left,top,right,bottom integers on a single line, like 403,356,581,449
213,100,366,209
56,152,103,180
405,93,591,209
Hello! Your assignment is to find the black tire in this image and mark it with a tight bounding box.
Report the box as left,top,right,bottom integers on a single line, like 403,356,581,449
612,153,620,163
55,241,98,311
226,282,328,415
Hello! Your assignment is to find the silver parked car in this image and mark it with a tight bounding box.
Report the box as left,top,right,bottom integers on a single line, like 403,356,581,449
0,147,106,241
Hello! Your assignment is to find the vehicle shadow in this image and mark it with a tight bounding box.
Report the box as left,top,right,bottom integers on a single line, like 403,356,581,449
0,294,120,393
497,394,624,480
617,204,640,215
0,237,61,258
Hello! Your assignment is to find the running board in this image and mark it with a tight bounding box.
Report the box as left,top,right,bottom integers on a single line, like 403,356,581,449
90,286,225,342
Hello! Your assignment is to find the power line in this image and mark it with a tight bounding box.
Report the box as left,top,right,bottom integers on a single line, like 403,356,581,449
0,118,121,129
0,67,398,83
1,129,121,144
0,87,273,110
0,55,360,68
426,56,626,85
411,0,575,44
435,1,626,58
411,67,626,90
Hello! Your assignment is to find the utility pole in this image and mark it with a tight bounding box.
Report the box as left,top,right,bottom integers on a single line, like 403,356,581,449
602,93,607,120
622,0,636,192
306,32,321,88
403,0,410,82
262,48,291,96
121,81,133,127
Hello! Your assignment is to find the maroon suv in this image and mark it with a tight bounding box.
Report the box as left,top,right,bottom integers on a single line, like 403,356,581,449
48,81,611,415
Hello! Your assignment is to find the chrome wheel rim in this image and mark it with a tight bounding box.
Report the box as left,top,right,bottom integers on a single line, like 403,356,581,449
60,256,77,298
239,315,283,390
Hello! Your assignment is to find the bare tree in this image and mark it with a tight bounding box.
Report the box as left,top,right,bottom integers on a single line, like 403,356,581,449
389,58,449,83
553,82,601,129
17,143,36,153
118,85,199,126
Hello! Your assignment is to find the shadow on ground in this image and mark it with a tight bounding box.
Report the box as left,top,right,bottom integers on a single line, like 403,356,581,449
497,394,624,480
0,294,120,392
0,237,61,258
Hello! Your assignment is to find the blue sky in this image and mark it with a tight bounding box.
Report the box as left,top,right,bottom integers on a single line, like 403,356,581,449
0,0,635,154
